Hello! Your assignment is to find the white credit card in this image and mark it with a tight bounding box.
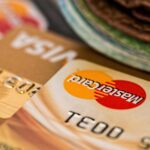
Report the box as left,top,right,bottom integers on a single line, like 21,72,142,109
25,59,150,150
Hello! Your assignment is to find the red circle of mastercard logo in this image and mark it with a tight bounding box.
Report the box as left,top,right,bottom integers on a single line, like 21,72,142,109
64,71,146,110
95,80,146,109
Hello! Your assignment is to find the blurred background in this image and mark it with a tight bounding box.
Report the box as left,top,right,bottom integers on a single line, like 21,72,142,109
0,0,149,75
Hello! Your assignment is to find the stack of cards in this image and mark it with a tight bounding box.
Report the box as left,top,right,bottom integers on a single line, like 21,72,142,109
0,26,149,150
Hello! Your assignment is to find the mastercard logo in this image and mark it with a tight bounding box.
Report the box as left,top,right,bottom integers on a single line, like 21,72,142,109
64,70,146,110
0,0,47,34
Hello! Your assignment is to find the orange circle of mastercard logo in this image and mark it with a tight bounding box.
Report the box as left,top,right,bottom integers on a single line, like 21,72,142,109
64,71,146,110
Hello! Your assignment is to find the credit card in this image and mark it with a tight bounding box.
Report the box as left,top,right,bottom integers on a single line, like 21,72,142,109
25,59,150,150
0,26,149,83
0,0,47,38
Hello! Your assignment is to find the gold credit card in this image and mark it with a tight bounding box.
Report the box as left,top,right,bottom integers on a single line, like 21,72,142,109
26,60,150,150
0,25,149,84
0,69,39,119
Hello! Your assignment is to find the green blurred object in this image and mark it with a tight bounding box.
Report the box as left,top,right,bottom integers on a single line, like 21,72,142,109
58,0,150,72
